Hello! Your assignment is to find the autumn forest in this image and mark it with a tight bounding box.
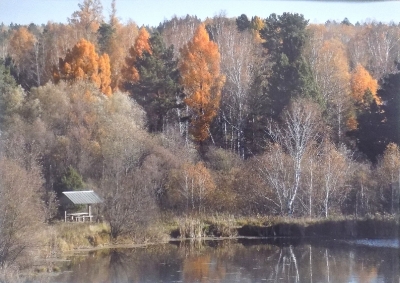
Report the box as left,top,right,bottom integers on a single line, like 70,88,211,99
1,0,400,272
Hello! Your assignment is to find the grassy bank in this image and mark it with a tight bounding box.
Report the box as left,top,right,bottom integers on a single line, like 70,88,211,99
45,214,400,255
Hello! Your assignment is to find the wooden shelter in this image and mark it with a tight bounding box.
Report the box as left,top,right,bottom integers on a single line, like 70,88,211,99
62,190,103,222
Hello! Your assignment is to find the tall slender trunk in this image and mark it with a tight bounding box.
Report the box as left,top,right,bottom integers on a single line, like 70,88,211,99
325,249,330,283
309,160,313,218
309,245,313,283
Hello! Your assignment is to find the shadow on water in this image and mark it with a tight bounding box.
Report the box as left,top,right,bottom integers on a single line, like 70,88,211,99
238,218,400,239
53,238,400,283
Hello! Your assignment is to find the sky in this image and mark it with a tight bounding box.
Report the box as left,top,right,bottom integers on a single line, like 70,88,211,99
0,0,399,27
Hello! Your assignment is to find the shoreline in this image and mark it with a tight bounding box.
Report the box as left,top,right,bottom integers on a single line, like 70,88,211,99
56,216,400,254
62,234,400,257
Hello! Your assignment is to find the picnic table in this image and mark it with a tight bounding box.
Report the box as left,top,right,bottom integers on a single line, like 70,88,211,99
66,212,93,222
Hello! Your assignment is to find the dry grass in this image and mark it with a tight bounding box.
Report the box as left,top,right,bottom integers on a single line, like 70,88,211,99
233,215,360,227
52,222,110,252
52,220,171,249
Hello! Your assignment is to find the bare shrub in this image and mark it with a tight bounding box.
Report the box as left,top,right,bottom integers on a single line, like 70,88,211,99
101,171,158,241
0,157,45,269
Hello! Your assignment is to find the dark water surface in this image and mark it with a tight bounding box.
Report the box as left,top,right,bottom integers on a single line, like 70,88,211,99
53,238,400,283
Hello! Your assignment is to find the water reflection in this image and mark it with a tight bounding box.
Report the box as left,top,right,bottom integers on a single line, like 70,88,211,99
54,239,400,283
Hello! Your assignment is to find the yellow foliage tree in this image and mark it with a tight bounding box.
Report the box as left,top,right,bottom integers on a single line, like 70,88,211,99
179,24,225,142
250,16,265,42
8,27,35,66
121,27,151,85
350,64,379,104
8,27,36,86
54,38,112,96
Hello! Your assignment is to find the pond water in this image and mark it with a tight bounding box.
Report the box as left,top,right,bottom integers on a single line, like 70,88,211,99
53,238,400,283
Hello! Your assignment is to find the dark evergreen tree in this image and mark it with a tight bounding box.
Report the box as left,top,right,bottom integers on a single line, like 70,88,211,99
243,68,270,156
236,14,250,32
378,71,400,142
260,12,319,118
126,32,181,132
0,59,19,128
341,17,352,26
351,98,386,163
0,59,17,94
97,23,115,54
60,165,85,193
350,69,400,163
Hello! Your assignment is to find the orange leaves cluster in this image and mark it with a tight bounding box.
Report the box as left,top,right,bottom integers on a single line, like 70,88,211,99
98,54,112,95
350,64,379,104
121,27,151,84
347,64,379,130
54,38,112,96
179,24,225,142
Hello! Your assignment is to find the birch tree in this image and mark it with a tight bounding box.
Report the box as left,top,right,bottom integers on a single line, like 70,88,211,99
209,17,263,157
376,143,400,214
318,141,351,218
259,99,321,215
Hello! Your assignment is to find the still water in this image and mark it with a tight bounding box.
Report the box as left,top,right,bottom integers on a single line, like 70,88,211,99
54,238,400,283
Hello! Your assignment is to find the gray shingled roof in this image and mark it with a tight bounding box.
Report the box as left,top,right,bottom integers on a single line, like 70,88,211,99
62,190,103,204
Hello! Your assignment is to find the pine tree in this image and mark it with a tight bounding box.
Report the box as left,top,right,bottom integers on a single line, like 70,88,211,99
260,13,319,117
124,32,181,132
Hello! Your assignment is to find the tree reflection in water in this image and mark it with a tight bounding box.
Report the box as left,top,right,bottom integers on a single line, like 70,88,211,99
54,239,399,283
109,250,131,283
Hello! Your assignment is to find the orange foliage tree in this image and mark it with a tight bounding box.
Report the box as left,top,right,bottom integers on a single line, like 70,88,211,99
121,27,151,85
347,64,378,131
54,38,112,96
350,64,379,105
179,24,225,142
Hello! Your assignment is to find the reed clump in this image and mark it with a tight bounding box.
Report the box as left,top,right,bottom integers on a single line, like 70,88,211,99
178,218,206,238
170,214,239,238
